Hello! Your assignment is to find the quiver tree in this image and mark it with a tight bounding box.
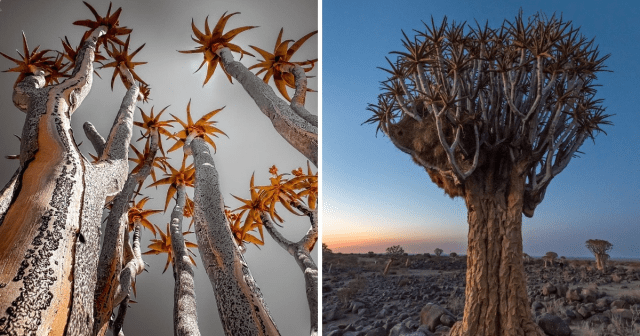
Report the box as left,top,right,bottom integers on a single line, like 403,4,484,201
0,2,156,332
542,251,557,268
585,239,613,271
179,13,318,166
176,12,318,336
434,248,443,257
365,13,611,336
386,245,405,257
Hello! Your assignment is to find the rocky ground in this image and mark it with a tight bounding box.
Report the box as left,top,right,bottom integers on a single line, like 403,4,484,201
322,254,640,336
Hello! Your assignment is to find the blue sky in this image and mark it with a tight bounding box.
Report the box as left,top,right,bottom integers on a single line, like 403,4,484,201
322,0,640,258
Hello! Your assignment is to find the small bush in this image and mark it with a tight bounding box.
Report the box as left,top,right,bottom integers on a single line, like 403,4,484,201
336,276,367,305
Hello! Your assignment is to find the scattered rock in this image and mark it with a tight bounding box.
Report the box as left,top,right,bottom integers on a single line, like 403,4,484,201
537,313,572,336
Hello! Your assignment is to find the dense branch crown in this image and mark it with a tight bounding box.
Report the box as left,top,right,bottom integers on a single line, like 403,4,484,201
365,12,611,216
585,239,612,255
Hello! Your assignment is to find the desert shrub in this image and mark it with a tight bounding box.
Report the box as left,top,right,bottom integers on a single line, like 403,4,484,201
447,290,465,317
397,277,410,287
449,252,458,258
367,251,375,257
424,253,431,258
337,276,367,305
619,292,640,305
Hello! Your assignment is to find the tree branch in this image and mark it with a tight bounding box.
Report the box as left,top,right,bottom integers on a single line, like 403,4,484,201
215,47,317,166
170,185,201,336
83,122,106,157
280,64,318,128
260,213,318,336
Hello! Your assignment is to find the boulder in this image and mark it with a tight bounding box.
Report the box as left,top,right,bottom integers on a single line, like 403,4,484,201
536,313,572,336
439,314,456,327
555,284,568,298
586,313,610,325
419,303,456,332
364,327,386,336
542,283,557,296
389,323,410,336
566,288,581,302
610,299,629,309
351,301,365,313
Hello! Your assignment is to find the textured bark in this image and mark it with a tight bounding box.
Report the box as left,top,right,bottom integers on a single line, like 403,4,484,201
92,130,158,336
0,26,143,335
188,137,280,336
216,47,317,167
450,162,544,336
260,205,318,336
170,185,201,336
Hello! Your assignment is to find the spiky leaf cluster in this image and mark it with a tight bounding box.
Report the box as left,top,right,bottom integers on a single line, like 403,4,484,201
143,223,198,274
249,28,317,101
367,12,612,216
179,12,256,85
230,163,317,248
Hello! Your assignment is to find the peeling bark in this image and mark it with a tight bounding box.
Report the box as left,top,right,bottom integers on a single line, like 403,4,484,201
216,47,317,167
188,137,280,336
169,185,201,336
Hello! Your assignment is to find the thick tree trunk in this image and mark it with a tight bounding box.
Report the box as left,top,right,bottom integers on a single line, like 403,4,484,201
169,185,201,336
594,254,606,271
0,27,140,335
450,162,544,336
188,137,280,336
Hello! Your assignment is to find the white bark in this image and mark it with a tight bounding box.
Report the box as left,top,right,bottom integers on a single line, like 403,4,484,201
93,129,158,336
188,137,280,336
0,25,144,336
169,185,201,336
260,205,318,336
215,47,317,167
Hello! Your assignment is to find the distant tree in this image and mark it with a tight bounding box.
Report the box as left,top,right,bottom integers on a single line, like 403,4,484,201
449,252,458,258
585,239,613,271
543,251,558,268
322,243,333,254
368,251,376,257
424,253,431,258
434,248,443,257
386,245,405,257
365,13,610,335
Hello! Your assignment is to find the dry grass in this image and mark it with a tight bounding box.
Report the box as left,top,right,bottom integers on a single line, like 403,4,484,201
336,276,367,305
573,306,640,336
446,290,465,317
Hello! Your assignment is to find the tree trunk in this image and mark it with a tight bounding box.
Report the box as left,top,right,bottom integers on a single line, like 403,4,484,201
169,185,201,336
188,137,280,336
450,162,544,336
0,27,141,335
594,254,605,271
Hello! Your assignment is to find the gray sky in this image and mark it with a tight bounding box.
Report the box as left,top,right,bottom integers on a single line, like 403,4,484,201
0,0,317,335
